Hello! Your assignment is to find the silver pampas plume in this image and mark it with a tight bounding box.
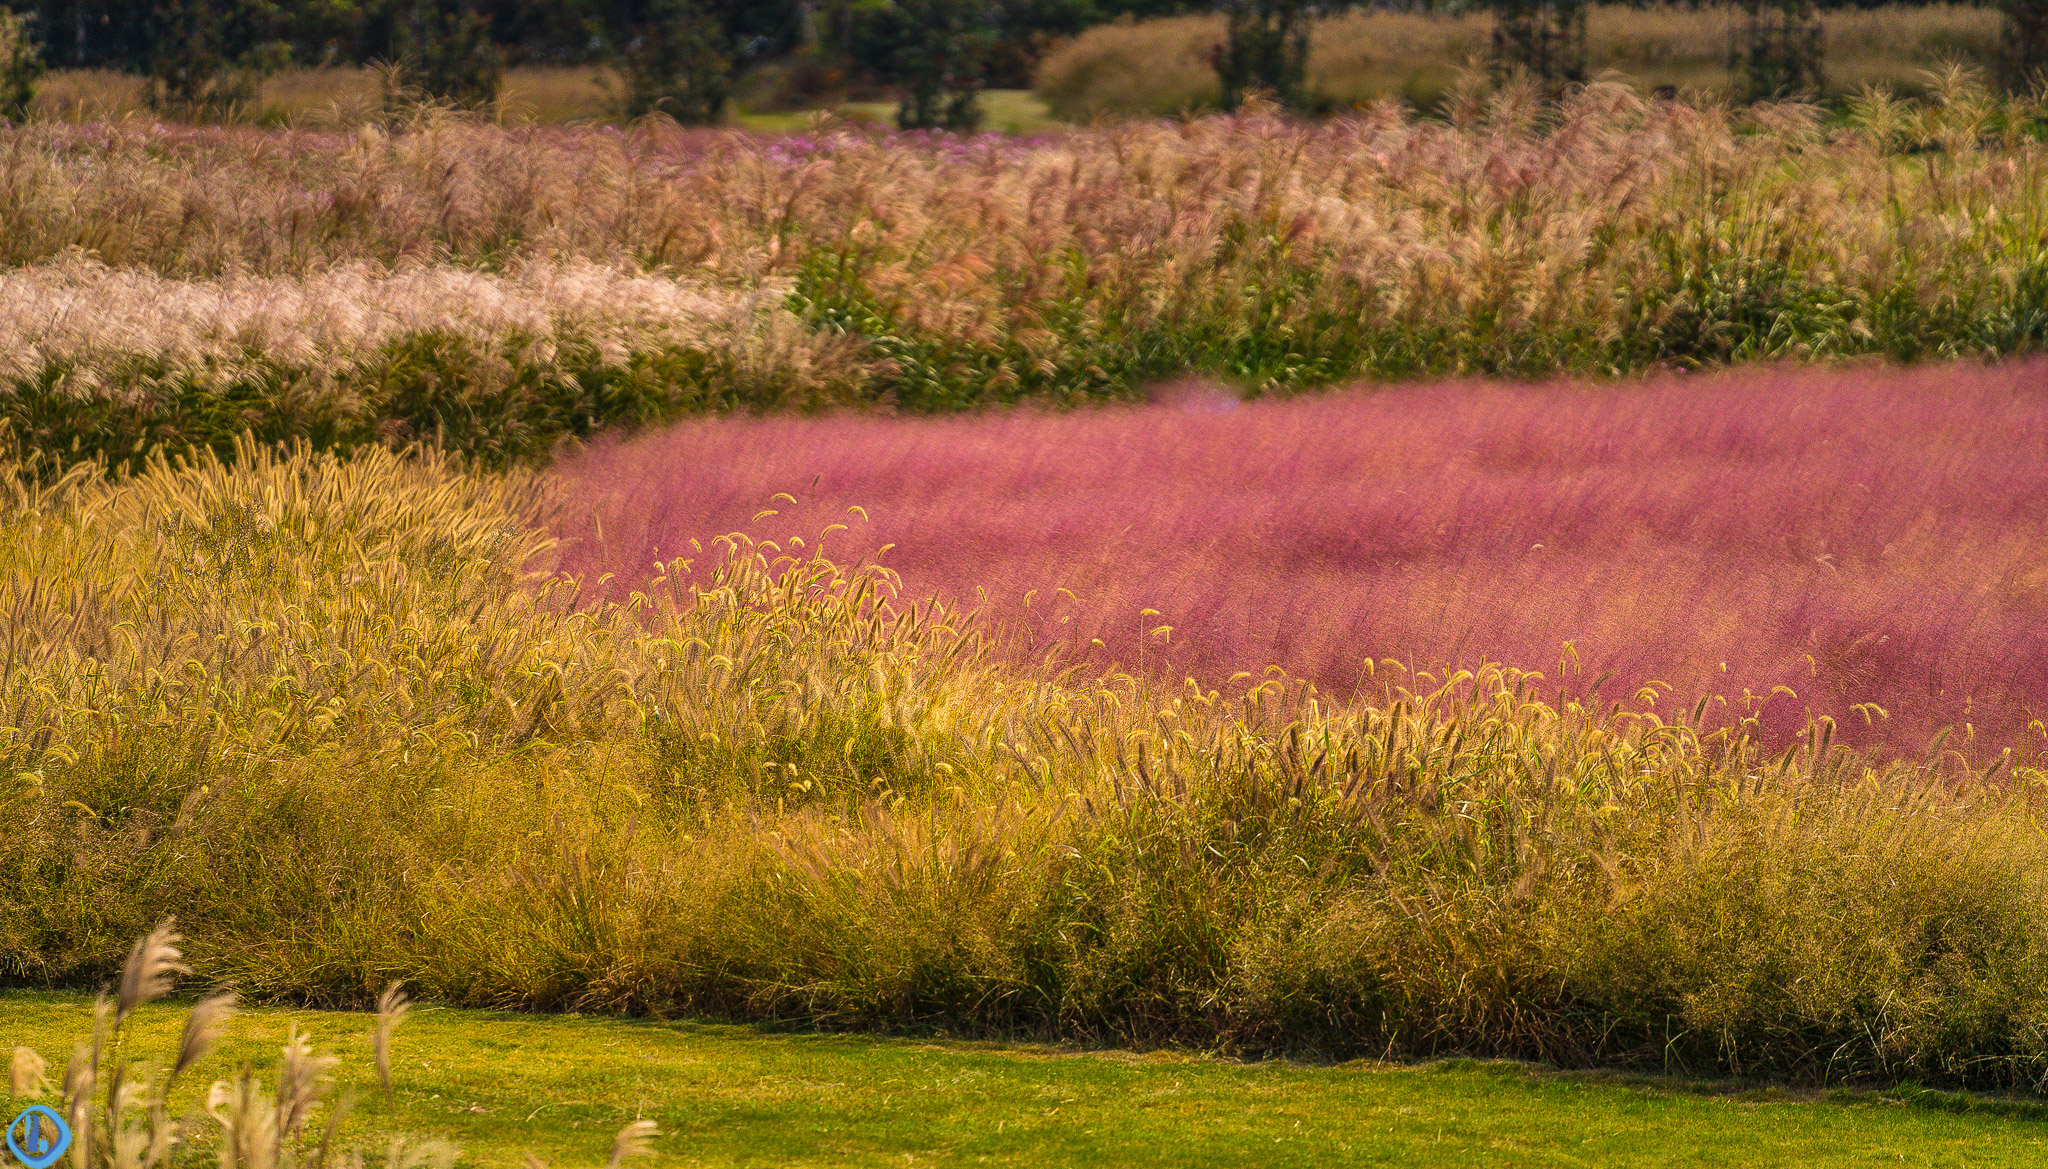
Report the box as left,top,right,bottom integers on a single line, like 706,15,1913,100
373,983,410,1096
116,920,190,1026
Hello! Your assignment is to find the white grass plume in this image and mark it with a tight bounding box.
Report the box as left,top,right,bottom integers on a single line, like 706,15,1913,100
173,993,237,1085
604,1120,658,1169
116,920,189,1025
10,1046,47,1097
373,983,410,1095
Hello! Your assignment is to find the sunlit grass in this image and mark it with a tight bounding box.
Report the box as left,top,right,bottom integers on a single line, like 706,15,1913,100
5,77,2048,466
6,440,2048,1091
5,992,2047,1168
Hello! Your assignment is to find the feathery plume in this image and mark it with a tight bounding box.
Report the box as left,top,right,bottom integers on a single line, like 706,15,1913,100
10,1047,47,1097
275,1025,338,1140
604,1120,659,1169
173,993,237,1084
116,920,190,1025
373,983,411,1095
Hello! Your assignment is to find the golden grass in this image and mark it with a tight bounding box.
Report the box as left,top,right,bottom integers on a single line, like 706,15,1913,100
30,66,622,126
5,441,2048,1090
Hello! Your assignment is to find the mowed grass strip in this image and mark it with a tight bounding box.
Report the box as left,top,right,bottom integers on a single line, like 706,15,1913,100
2,993,2043,1169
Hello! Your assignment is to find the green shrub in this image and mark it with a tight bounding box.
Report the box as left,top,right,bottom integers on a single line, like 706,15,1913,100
1217,0,1315,111
388,1,503,111
0,8,43,122
620,0,732,123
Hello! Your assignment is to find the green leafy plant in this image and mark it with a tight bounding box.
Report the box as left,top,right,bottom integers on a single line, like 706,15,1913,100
1733,0,1824,100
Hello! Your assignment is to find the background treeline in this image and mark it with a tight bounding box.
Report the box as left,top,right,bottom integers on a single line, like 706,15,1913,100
6,0,2047,129
24,0,1196,74
12,1,2021,80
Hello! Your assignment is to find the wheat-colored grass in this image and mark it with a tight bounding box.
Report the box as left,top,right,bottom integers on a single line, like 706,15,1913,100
29,66,622,127
0,256,827,392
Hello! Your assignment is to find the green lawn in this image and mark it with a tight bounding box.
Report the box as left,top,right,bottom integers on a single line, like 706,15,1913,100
3,992,2045,1168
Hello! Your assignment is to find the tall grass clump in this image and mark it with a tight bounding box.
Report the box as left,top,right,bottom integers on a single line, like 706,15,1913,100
5,440,2048,1091
0,73,2044,460
0,257,854,471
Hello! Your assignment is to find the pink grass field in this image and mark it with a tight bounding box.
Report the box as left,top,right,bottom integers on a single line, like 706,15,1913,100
551,362,2048,759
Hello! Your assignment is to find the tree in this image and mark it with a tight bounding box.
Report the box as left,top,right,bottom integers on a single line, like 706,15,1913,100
620,0,730,122
145,0,277,118
1487,0,1587,87
605,0,802,125
2002,0,2048,92
1214,0,1315,111
0,8,45,120
846,0,995,131
391,1,502,108
1733,0,1823,100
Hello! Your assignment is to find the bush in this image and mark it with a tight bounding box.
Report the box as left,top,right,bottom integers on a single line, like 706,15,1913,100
1734,0,1825,100
845,0,995,131
1488,0,1588,85
145,0,264,119
0,8,43,122
2004,0,2048,90
1217,0,1315,110
620,0,732,123
3,443,2048,1090
389,0,503,110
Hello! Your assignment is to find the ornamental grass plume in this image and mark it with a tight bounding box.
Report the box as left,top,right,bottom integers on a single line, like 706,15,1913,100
372,985,408,1096
0,74,2042,426
11,1048,48,1097
6,925,351,1169
5,925,652,1169
115,922,187,1026
173,995,237,1084
552,358,2048,760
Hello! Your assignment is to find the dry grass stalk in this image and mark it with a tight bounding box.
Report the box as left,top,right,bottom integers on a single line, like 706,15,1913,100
372,985,409,1095
603,1121,658,1169
11,1047,49,1097
173,995,237,1084
115,922,188,1026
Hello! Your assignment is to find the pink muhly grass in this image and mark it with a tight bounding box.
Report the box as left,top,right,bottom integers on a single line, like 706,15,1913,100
550,361,2048,758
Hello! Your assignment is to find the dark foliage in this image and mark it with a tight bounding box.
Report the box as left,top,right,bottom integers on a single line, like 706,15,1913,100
390,0,503,108
1488,0,1588,85
1733,0,1825,99
1215,0,1316,110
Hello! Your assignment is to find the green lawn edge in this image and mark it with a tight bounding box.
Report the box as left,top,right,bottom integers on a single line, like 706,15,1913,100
4,991,2044,1168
